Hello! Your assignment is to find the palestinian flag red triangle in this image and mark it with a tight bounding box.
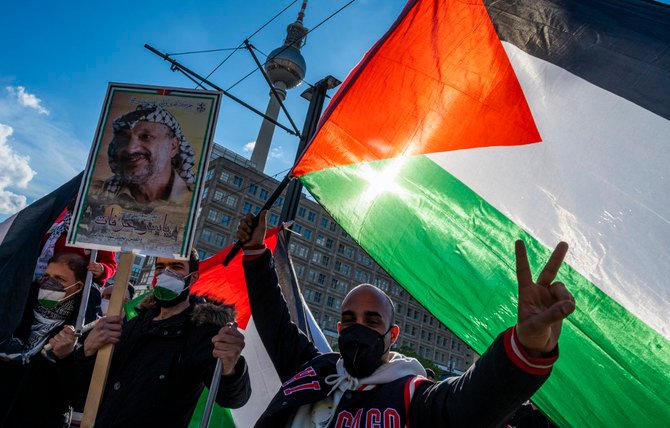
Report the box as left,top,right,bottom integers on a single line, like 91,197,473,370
293,0,540,176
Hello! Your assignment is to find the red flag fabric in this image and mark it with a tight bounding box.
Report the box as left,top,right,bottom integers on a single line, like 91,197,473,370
191,227,281,329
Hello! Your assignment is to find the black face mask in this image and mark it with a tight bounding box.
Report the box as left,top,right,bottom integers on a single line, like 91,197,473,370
338,323,392,378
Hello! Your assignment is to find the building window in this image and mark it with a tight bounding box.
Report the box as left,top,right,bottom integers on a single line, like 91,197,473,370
338,244,354,259
304,288,313,301
248,184,258,196
243,202,253,214
202,188,208,199
374,277,389,292
275,197,284,207
317,273,326,285
233,176,243,188
226,195,237,207
269,213,279,226
207,209,219,222
311,252,322,264
313,292,322,304
335,262,351,276
259,188,269,200
320,218,329,228
329,221,337,232
219,171,230,183
325,238,334,249
220,215,231,228
201,229,212,242
298,207,307,218
316,234,326,246
293,224,303,234
213,189,225,201
357,252,373,267
307,211,316,222
354,270,370,283
295,264,305,278
205,169,215,181
303,228,312,240
215,234,225,247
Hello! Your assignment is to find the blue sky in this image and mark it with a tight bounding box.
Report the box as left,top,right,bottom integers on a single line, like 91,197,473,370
0,0,667,219
0,0,405,218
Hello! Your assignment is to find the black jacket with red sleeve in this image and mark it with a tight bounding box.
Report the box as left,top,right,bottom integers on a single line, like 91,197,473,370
244,248,557,428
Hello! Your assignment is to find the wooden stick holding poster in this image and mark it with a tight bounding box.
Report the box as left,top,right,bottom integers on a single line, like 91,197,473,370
81,251,134,428
66,83,221,426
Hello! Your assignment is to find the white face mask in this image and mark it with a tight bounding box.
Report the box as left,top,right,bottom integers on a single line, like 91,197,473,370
100,298,110,315
38,277,81,308
153,269,192,301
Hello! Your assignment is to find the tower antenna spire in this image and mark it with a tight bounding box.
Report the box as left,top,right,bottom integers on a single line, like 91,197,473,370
251,1,309,172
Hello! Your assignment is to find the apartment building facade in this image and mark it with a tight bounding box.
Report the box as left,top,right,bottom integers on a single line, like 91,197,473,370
192,144,475,374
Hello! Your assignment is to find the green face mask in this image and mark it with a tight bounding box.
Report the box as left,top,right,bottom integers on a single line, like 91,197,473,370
38,277,80,308
153,269,192,302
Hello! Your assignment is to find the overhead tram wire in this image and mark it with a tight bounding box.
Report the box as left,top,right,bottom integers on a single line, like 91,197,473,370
196,0,299,88
226,0,358,92
168,47,240,56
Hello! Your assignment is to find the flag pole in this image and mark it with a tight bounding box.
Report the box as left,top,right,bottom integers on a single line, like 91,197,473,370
75,249,98,337
199,359,223,428
222,174,293,266
222,75,340,266
81,251,134,428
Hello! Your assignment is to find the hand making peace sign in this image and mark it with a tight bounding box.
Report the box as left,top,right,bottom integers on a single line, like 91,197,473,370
515,240,576,356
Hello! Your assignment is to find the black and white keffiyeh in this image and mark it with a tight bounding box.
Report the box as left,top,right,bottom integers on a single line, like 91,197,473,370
22,298,76,363
33,211,72,281
105,104,196,194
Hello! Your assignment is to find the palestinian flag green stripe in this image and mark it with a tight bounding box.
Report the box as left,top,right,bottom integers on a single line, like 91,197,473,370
189,391,236,428
299,155,670,426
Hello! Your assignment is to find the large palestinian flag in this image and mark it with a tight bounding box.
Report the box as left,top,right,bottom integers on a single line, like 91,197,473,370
293,0,670,425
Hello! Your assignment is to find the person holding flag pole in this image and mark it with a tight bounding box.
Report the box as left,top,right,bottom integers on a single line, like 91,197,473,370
237,210,576,427
76,250,251,427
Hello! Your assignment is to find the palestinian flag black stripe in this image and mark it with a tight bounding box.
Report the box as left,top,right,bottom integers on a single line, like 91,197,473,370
483,0,670,120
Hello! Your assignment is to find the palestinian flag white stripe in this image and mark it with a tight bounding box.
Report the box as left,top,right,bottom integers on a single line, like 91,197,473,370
432,42,670,339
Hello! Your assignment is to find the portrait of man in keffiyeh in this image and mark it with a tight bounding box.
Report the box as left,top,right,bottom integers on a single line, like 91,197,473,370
101,103,195,205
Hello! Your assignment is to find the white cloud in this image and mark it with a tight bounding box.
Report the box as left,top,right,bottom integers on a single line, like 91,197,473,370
270,146,285,159
242,141,256,152
0,123,36,213
6,86,49,115
0,91,86,213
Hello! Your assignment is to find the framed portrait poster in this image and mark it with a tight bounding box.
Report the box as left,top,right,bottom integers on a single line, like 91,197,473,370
67,83,222,258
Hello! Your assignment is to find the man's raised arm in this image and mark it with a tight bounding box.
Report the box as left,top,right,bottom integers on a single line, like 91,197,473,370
238,211,320,382
409,240,575,426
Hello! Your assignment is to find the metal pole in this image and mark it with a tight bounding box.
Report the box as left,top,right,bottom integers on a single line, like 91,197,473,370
279,76,340,227
222,174,293,266
244,40,302,136
199,359,223,428
144,44,299,137
75,250,98,337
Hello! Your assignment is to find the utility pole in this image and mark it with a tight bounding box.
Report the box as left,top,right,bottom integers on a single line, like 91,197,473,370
280,75,341,229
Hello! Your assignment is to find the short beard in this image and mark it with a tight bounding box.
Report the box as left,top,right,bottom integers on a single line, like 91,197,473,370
117,154,155,186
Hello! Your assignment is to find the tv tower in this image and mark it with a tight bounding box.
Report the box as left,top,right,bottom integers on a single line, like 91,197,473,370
250,0,308,172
